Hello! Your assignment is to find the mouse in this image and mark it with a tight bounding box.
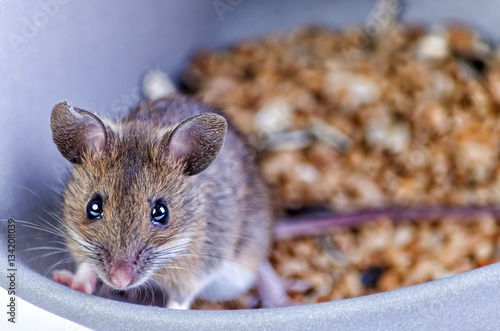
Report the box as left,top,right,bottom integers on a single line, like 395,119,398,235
50,93,275,309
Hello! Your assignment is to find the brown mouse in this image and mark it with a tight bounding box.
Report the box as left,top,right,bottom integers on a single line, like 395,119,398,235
50,93,274,309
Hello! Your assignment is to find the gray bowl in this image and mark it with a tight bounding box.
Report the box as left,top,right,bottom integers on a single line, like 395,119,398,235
2,1,500,329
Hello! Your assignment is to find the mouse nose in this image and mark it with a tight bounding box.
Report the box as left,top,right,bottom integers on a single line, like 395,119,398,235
108,263,134,289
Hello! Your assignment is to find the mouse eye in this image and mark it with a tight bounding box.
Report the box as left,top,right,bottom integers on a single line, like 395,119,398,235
151,202,169,225
86,196,103,220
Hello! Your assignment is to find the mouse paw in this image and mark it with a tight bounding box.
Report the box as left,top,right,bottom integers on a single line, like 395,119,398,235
257,260,294,308
166,299,191,310
52,263,97,295
53,269,76,287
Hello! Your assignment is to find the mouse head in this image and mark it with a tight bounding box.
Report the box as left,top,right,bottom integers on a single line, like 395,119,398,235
50,101,227,290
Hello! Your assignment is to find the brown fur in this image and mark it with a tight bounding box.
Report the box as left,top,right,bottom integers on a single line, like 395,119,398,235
52,94,273,306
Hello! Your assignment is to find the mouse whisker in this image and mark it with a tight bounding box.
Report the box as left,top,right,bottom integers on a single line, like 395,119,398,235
155,265,193,273
151,271,178,284
136,283,152,306
14,185,62,215
47,214,93,246
37,250,71,261
148,278,169,306
159,252,260,274
156,233,270,253
12,218,66,238
152,263,207,277
43,257,77,278
153,254,258,279
52,223,106,259
43,239,69,247
20,250,71,270
39,215,71,235
70,247,102,266
20,246,69,254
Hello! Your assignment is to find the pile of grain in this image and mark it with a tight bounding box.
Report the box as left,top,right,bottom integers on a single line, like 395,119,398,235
184,24,500,309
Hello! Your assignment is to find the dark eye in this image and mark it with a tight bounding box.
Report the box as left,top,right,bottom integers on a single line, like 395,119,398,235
151,202,169,225
86,196,103,220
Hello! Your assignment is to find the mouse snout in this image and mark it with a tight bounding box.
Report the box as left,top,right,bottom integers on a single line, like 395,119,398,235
108,262,134,289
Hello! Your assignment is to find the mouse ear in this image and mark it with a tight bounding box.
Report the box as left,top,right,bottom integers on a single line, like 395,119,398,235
166,113,227,176
50,101,108,164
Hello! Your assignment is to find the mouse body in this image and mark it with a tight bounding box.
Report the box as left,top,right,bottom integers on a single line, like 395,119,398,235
50,94,273,309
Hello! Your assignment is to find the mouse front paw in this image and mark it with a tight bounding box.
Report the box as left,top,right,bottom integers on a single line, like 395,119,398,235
53,263,97,294
53,269,76,286
257,260,294,308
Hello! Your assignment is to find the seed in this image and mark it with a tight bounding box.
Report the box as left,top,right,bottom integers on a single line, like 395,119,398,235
361,266,385,289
